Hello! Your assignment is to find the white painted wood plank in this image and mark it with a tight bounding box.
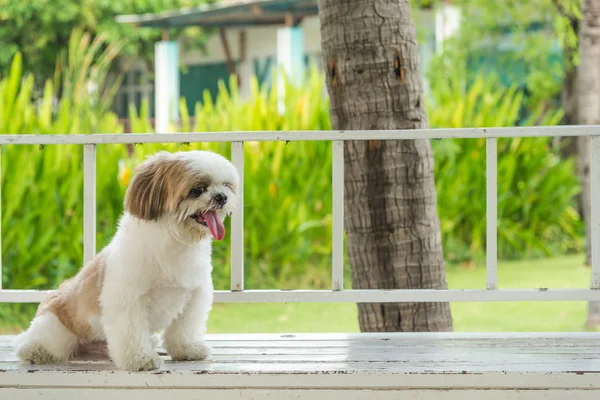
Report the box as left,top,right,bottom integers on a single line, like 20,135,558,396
2,125,600,146
230,141,244,291
157,340,600,349
331,140,344,291
4,355,599,365
197,331,600,341
486,137,498,289
591,135,600,288
3,345,598,363
3,344,600,358
5,333,599,348
1,333,600,384
4,332,600,347
83,144,97,264
1,368,599,389
6,359,594,372
3,342,600,356
2,389,598,400
0,145,2,291
4,288,600,303
4,331,600,344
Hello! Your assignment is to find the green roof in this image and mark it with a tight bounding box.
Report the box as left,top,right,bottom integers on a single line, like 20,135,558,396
116,0,319,29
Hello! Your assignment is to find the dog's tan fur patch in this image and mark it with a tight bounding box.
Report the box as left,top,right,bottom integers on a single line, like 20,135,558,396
36,253,106,341
124,152,204,221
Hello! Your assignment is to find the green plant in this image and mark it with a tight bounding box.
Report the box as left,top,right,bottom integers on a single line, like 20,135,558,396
0,40,583,317
440,0,578,114
0,0,213,89
0,34,126,289
428,72,581,263
0,31,130,322
127,68,335,289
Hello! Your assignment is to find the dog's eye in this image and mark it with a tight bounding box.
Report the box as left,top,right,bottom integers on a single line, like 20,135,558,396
189,186,206,197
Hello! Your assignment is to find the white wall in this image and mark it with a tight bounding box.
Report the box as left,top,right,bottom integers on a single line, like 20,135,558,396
113,7,442,115
178,9,438,95
179,16,324,66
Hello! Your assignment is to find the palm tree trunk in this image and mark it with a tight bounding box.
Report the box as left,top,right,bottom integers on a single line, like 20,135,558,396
319,0,453,332
578,135,592,268
578,0,600,329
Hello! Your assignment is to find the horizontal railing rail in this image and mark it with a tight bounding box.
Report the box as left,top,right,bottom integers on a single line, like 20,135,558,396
1,125,600,145
1,125,599,304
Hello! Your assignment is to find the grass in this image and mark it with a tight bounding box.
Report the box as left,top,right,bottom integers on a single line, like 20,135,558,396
206,254,594,333
0,254,595,335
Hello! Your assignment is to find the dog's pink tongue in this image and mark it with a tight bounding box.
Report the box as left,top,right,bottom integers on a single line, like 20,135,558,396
203,211,225,241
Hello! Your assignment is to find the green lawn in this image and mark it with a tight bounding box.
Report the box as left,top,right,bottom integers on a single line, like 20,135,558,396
207,254,594,333
1,254,596,334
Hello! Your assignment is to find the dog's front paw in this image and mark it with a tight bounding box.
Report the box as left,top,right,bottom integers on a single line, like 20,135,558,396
167,341,211,361
117,353,162,371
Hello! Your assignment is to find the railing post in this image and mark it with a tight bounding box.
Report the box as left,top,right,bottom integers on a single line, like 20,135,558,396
332,141,344,291
486,138,498,290
83,144,97,265
4,128,600,305
591,136,600,289
0,145,2,291
231,142,245,291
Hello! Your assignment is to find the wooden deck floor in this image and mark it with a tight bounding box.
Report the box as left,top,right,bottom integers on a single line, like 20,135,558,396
2,332,600,399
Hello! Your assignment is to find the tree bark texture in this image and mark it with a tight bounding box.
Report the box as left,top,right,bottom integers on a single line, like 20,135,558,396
578,135,592,267
558,65,578,166
578,0,600,329
551,1,587,266
557,2,580,128
319,0,453,332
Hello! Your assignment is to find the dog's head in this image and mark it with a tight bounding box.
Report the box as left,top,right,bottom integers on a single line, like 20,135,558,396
124,150,239,241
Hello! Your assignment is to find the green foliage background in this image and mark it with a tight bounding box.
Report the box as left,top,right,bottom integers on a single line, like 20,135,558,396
0,0,587,325
0,0,215,89
0,33,581,298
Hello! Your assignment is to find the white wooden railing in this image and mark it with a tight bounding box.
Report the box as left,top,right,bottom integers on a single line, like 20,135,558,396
1,125,600,304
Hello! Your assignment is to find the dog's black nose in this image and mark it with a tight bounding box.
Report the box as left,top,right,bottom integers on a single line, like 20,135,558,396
214,193,227,207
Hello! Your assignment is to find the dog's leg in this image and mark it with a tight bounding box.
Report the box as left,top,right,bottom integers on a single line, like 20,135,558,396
102,298,161,371
14,312,78,365
162,285,213,361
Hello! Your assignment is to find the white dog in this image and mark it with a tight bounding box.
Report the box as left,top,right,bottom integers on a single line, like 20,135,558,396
14,150,239,371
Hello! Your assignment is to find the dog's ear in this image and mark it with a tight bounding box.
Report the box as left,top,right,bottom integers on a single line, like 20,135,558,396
124,152,172,221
